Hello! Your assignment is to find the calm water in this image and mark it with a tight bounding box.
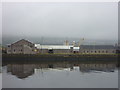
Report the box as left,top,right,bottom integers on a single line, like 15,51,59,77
2,60,118,88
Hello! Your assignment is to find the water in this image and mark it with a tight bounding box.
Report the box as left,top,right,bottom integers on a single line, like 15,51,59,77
2,60,118,88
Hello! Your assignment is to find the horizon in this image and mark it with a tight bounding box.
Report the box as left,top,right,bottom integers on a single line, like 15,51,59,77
2,36,118,46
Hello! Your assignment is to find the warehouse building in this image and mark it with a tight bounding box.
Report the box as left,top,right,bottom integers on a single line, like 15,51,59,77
7,39,38,54
35,44,73,53
79,45,116,54
6,39,117,54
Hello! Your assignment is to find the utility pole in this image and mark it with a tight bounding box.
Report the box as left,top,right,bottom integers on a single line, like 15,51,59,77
41,37,44,53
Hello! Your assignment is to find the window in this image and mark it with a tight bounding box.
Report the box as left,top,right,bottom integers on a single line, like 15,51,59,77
8,45,10,47
106,51,108,53
112,51,114,53
87,51,89,53
102,51,104,53
95,51,97,53
14,49,15,52
21,49,22,51
98,51,100,53
91,51,93,53
48,49,53,53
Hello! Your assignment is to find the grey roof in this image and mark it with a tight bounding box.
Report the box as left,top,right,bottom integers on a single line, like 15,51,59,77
80,45,115,49
11,39,34,45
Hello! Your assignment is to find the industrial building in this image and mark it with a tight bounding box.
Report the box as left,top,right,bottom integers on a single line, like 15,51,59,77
35,44,74,53
35,40,80,54
7,39,38,54
6,39,117,54
79,45,116,54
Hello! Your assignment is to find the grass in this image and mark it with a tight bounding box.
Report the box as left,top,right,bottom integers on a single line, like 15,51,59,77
36,53,118,55
35,53,118,57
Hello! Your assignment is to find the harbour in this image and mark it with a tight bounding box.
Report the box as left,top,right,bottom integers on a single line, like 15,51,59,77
2,59,118,88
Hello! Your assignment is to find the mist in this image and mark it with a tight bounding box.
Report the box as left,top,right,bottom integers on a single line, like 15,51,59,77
2,2,118,45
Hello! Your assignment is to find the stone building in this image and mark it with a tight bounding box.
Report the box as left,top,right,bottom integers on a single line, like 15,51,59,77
7,39,38,54
80,45,116,54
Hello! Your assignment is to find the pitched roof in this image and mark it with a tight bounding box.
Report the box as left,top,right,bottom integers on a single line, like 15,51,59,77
11,39,33,45
80,45,115,49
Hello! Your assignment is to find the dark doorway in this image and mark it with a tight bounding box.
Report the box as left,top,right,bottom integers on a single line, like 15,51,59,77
48,49,53,53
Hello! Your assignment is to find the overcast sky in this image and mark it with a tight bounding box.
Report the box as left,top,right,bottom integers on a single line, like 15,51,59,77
2,2,118,41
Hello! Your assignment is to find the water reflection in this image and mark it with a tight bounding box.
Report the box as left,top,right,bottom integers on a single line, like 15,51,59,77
5,62,118,79
7,64,35,79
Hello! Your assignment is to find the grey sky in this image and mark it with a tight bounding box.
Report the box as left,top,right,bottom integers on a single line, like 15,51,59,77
2,2,118,41
0,2,2,44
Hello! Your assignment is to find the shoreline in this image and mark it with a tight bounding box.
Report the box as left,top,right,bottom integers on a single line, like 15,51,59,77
2,54,118,62
2,53,118,57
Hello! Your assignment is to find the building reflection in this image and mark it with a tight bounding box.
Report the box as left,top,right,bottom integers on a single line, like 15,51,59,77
7,64,36,79
79,64,117,73
6,62,118,79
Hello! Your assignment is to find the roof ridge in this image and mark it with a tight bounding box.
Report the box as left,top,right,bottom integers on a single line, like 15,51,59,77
11,39,33,45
